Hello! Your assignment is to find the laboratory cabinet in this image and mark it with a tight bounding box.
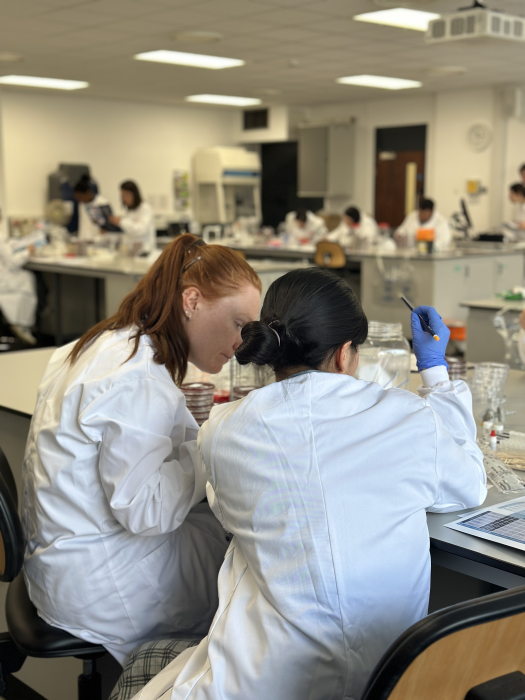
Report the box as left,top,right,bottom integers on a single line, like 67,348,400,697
360,252,524,337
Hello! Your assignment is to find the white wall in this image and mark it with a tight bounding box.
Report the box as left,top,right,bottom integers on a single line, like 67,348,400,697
432,88,495,232
0,90,239,218
307,94,435,217
303,87,525,231
503,116,525,220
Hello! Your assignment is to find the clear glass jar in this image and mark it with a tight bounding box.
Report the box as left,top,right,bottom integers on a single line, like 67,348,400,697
230,359,274,401
357,321,410,390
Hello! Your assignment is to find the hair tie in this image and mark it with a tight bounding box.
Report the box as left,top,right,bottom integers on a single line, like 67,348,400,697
268,321,281,347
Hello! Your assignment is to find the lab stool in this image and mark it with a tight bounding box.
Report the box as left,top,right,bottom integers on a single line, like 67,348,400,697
0,445,107,700
314,241,346,269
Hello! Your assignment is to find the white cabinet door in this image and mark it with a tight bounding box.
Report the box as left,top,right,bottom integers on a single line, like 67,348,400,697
493,255,524,294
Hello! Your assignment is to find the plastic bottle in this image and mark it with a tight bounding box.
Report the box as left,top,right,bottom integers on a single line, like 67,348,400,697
489,429,497,450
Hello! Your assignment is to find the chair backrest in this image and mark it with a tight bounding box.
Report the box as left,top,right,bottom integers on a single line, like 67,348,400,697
0,447,24,583
314,241,346,269
361,585,525,700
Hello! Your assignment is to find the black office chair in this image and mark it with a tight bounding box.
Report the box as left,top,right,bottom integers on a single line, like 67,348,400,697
0,446,106,700
361,584,525,700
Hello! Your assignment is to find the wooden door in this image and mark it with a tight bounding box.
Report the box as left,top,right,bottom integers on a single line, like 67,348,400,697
374,149,425,228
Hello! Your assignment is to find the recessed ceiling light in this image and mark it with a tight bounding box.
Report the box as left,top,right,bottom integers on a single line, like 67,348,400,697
186,94,262,106
135,50,243,70
426,65,467,76
354,8,440,31
168,31,223,43
255,88,281,96
0,75,88,90
337,75,422,90
0,52,24,63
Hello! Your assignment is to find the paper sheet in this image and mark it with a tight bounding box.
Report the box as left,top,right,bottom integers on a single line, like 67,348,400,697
446,497,525,551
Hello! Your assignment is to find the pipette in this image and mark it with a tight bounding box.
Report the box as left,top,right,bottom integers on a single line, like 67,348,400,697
400,296,440,342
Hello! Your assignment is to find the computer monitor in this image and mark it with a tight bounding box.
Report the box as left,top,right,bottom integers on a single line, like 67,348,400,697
461,198,473,230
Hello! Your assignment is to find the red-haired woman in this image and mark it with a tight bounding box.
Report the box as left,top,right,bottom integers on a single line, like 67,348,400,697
21,235,262,667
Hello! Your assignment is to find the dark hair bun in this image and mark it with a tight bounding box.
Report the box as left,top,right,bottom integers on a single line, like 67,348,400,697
236,321,281,366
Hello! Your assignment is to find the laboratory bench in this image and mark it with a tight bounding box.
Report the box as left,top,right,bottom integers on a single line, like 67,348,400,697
1,349,525,611
25,255,311,346
460,297,525,365
198,241,524,337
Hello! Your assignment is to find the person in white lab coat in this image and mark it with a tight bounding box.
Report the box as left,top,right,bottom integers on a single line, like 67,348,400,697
0,237,37,345
326,206,379,247
22,234,262,667
508,183,525,233
73,174,112,241
112,267,486,700
395,198,452,251
284,209,327,244
107,180,156,256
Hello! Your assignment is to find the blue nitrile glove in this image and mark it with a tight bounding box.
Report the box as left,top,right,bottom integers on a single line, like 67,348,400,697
411,305,450,371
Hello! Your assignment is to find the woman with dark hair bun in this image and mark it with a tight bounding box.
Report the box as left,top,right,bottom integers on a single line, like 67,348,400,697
119,267,486,700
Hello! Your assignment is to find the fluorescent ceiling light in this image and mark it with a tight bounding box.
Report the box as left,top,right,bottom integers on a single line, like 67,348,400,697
0,75,88,90
337,75,422,90
135,50,243,70
354,8,440,31
186,94,262,107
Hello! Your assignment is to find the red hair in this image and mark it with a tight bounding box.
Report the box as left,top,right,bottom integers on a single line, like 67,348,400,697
69,234,261,385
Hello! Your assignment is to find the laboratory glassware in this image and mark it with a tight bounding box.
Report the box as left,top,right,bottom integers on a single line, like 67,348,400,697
230,358,274,401
357,321,411,390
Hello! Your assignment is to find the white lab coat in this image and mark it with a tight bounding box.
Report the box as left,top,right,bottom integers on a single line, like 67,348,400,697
396,210,452,251
284,211,327,244
78,194,110,241
134,367,486,700
327,213,379,247
22,329,229,666
119,202,156,255
0,240,37,326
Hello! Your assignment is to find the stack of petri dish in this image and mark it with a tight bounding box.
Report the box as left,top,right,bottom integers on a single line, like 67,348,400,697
471,362,509,406
181,382,215,426
446,356,467,381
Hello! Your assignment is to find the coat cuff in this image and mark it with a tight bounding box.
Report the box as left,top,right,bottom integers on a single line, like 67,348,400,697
420,365,449,387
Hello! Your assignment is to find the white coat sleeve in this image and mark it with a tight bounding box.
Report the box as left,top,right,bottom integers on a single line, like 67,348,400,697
119,205,153,241
79,378,207,535
395,214,411,237
418,366,487,513
435,217,452,251
0,243,29,271
326,223,344,243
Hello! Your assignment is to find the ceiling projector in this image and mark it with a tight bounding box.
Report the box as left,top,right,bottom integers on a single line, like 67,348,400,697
426,1,525,43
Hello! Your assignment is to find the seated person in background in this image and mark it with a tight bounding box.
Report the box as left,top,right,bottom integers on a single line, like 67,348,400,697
284,208,327,244
326,206,379,247
508,183,525,233
107,180,156,256
109,267,486,700
520,163,525,186
0,238,37,345
395,197,452,252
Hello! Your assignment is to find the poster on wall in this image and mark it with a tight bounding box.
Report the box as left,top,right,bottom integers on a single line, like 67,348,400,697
173,170,190,212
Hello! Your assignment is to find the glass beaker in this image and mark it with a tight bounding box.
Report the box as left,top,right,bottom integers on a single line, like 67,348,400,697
230,359,274,401
357,321,411,390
